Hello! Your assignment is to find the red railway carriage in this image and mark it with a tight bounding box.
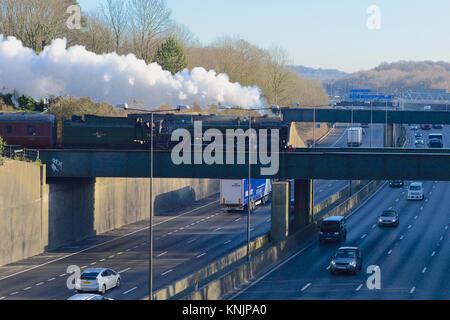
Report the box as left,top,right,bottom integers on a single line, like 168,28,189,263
0,113,57,148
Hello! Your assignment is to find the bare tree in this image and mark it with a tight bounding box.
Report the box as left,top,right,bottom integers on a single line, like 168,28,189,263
128,0,172,62
265,45,293,106
101,0,129,53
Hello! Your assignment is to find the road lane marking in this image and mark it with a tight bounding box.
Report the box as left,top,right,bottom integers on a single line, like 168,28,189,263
326,266,330,270
157,251,167,257
408,225,412,229
422,267,427,273
119,267,131,273
48,278,55,282
109,255,115,258
123,286,138,295
36,282,44,286
224,240,232,245
196,253,206,259
431,251,436,257
356,284,363,291
0,297,5,300
235,218,241,222
400,235,404,240
372,224,376,229
23,287,32,291
414,216,418,220
90,262,97,265
161,269,174,276
125,249,131,252
388,249,393,255
100,259,106,262
187,238,197,244
117,252,123,255
10,292,18,296
301,283,311,291
59,273,67,277
410,287,416,294
361,234,367,239
214,228,222,232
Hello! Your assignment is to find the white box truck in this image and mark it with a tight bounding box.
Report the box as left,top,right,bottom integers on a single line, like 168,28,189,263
220,179,271,211
347,127,363,147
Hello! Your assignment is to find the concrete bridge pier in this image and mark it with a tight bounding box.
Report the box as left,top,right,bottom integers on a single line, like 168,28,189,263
384,124,395,147
271,179,313,243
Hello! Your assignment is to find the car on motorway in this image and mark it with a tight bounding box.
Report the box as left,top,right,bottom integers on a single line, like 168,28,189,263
429,138,443,148
421,124,432,130
319,216,347,244
389,180,404,188
432,124,443,129
410,125,418,131
414,131,422,138
378,210,399,227
407,182,424,201
67,294,114,300
329,247,362,275
75,268,121,294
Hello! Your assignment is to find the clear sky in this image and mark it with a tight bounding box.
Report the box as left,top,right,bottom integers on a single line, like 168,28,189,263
77,0,450,73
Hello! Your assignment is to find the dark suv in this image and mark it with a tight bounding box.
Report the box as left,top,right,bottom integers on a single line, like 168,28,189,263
319,216,347,244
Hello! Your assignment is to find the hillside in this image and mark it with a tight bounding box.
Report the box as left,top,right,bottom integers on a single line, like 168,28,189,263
332,61,450,91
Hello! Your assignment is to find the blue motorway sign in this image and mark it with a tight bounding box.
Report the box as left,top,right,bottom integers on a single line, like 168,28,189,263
350,94,392,100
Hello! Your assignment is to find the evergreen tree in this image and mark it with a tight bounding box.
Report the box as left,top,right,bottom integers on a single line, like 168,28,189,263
154,37,188,75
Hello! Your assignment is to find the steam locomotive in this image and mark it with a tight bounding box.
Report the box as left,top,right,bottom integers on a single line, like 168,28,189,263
0,112,290,151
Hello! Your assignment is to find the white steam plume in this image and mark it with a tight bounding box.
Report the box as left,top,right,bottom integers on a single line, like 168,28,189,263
0,35,263,108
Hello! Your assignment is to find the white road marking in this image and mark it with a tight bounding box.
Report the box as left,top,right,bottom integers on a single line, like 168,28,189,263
36,282,44,286
0,297,5,300
408,225,412,229
361,234,367,239
400,235,404,240
161,269,174,276
420,207,424,210
356,284,363,291
187,238,197,244
414,216,418,220
119,267,131,273
224,240,232,245
48,278,55,282
10,292,18,296
326,265,330,270
90,262,97,265
235,218,241,222
133,246,139,249
59,273,67,277
440,236,444,241
214,228,222,232
125,249,131,252
123,286,138,295
422,267,427,273
157,251,167,257
389,206,393,210
431,251,436,257
301,283,311,291
23,287,32,291
117,252,123,255
109,255,115,258
410,287,416,294
196,253,206,259
100,259,105,262
372,224,376,229
388,249,393,255
173,230,178,233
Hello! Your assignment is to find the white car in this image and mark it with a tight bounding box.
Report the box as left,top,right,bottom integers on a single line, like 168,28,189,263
75,268,121,294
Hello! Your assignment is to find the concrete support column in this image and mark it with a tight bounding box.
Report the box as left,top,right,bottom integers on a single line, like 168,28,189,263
384,124,395,147
293,179,313,233
271,181,290,243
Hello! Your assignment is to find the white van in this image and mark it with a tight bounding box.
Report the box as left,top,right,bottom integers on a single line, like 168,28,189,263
407,182,424,200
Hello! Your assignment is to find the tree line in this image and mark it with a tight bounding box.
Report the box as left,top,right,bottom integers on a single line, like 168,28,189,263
0,0,329,111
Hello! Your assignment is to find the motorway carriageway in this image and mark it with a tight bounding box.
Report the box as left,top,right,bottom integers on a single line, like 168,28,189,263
230,125,449,300
0,123,385,300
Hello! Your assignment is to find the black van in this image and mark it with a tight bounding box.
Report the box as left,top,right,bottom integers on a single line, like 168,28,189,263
319,216,347,244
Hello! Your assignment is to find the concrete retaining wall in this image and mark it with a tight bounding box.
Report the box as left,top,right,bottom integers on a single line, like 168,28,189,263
0,158,219,264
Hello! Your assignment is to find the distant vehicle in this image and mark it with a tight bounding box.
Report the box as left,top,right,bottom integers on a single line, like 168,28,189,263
407,182,424,201
414,131,422,138
428,133,443,141
432,124,443,129
410,125,418,131
220,179,271,211
424,105,431,111
415,138,424,146
378,210,399,227
329,247,362,275
319,216,347,244
347,127,363,147
429,139,443,148
67,294,113,300
75,268,121,294
421,124,431,130
389,180,404,188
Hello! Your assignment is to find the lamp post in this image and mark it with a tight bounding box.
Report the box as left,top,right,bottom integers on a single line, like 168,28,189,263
120,104,180,300
219,105,280,261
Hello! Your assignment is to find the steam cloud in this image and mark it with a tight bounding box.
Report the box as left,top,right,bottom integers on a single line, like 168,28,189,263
0,35,263,108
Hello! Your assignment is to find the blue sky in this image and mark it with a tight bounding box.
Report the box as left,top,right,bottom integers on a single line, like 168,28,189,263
77,0,450,73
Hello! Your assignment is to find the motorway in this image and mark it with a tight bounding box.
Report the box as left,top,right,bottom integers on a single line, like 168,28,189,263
0,122,386,300
230,125,449,300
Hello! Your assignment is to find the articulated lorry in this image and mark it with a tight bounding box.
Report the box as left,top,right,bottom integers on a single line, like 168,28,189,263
347,127,363,147
220,179,271,211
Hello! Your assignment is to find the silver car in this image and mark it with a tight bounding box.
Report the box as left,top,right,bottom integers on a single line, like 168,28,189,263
75,268,121,294
68,294,113,300
330,247,362,275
